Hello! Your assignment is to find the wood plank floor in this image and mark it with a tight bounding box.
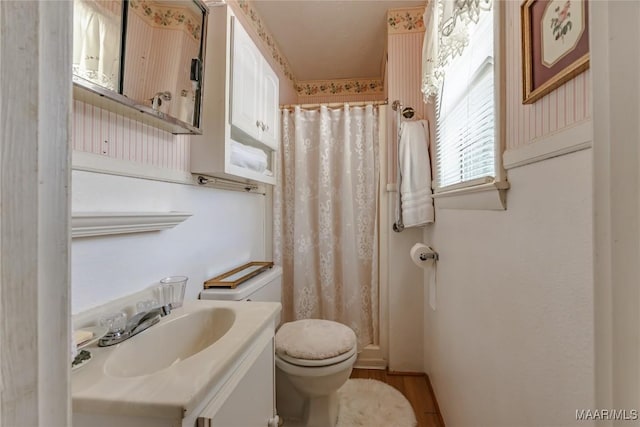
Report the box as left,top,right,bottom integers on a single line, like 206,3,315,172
350,369,444,427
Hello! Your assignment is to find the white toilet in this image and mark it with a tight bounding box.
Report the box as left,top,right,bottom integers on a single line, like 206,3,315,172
200,266,357,427
275,318,356,427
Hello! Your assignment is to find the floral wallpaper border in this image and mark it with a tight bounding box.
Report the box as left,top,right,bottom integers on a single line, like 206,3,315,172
129,0,202,41
235,0,296,82
387,7,425,34
295,78,384,96
232,1,422,89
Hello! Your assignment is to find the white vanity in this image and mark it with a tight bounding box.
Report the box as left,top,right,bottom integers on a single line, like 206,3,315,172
72,300,281,427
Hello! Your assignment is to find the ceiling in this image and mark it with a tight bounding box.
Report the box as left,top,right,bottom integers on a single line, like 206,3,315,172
250,0,426,81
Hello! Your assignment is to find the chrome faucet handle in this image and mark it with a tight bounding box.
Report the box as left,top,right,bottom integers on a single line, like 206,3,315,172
98,312,128,346
136,299,158,313
99,311,127,335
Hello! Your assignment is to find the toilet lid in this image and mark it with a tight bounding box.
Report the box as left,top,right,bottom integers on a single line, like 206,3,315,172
275,319,356,361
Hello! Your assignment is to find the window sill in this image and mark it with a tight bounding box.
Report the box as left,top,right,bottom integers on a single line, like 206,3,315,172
432,180,509,210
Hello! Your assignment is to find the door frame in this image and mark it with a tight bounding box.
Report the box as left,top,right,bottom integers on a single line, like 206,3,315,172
592,0,640,415
0,2,72,424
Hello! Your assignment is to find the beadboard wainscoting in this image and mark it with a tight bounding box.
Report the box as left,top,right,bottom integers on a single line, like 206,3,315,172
73,99,191,174
503,0,591,153
386,12,428,185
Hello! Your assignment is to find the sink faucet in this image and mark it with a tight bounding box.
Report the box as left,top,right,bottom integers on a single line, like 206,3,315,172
98,305,171,347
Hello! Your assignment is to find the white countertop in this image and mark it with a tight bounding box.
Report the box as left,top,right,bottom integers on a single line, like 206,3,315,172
72,299,281,422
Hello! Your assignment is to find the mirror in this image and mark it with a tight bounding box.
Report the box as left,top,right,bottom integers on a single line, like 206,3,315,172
72,0,207,133
73,0,124,92
123,0,204,125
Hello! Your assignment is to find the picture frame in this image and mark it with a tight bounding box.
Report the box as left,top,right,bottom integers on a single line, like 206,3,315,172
521,0,590,104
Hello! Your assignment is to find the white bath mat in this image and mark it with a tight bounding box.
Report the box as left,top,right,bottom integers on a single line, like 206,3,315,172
336,379,417,427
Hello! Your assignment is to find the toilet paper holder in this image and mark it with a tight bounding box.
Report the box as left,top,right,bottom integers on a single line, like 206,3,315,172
419,251,439,262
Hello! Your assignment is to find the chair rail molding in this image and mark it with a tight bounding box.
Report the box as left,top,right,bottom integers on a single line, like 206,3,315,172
503,120,592,170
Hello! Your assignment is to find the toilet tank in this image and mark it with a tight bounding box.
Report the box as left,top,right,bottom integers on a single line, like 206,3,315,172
200,265,282,303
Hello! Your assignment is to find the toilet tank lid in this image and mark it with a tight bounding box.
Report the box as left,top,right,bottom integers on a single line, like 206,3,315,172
200,265,282,301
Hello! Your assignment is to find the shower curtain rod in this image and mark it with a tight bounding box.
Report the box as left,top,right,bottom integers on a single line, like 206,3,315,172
280,100,388,110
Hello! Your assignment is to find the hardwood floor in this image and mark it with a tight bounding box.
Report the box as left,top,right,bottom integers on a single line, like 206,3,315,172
350,369,444,427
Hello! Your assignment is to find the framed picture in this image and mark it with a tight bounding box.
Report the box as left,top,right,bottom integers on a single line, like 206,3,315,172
521,0,589,104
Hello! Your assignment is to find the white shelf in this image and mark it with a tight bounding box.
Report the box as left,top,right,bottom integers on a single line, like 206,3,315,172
73,80,202,136
71,212,192,238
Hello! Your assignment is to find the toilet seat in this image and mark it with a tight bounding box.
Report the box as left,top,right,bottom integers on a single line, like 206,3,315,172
277,345,357,367
275,347,357,378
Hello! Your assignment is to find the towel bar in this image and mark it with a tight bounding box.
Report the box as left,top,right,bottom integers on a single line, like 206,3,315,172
392,100,415,233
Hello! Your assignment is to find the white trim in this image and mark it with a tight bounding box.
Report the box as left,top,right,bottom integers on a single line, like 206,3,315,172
377,106,390,369
592,1,640,410
72,151,193,185
2,2,71,425
434,176,493,194
494,0,507,183
433,181,509,210
71,212,193,238
503,120,592,170
355,345,387,370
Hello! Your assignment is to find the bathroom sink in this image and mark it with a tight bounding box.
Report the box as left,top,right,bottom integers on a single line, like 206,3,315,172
105,306,236,377
72,300,281,424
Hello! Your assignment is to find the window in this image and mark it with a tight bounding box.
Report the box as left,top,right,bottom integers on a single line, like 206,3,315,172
434,2,508,209
435,7,495,191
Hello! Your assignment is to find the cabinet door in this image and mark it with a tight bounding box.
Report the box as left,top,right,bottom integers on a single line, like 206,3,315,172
230,17,260,140
260,64,280,150
198,338,275,427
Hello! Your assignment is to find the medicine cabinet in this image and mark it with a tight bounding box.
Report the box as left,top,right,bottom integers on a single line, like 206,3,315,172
72,0,208,134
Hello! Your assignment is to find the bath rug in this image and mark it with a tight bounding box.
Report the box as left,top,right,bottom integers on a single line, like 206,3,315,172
336,379,417,427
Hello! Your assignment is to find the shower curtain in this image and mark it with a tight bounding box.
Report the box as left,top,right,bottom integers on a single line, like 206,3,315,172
274,104,379,349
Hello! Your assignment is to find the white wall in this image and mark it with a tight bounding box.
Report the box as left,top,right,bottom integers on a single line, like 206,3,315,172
384,12,428,372
386,202,425,372
72,170,266,313
420,2,596,424
424,149,594,426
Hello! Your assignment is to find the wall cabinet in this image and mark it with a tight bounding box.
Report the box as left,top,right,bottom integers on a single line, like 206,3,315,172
191,5,279,185
230,20,279,150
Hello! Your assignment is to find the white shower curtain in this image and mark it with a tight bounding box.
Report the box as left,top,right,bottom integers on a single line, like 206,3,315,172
274,104,379,349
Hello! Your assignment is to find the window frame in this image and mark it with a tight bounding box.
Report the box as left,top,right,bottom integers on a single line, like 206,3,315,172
431,1,509,210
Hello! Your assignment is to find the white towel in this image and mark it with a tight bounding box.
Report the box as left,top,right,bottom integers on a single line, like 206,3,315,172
230,141,268,173
398,120,434,227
